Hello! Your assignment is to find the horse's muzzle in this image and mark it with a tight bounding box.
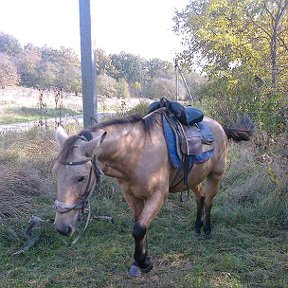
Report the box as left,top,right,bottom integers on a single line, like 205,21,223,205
54,222,73,237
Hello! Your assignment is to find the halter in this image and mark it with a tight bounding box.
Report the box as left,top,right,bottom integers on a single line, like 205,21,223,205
54,156,103,214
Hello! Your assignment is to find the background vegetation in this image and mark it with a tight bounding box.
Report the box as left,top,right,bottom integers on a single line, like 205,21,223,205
174,0,288,134
0,32,203,101
0,0,287,287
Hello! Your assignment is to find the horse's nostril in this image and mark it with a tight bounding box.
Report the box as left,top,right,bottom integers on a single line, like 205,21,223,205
66,226,72,236
55,223,73,237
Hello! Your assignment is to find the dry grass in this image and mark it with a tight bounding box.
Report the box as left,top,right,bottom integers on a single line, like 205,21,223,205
0,127,58,222
0,165,52,220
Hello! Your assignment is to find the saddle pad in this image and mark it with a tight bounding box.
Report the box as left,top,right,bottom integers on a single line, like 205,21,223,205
162,116,214,168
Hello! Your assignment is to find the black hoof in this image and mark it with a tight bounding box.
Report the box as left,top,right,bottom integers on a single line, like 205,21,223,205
193,225,202,235
204,225,211,237
128,256,153,277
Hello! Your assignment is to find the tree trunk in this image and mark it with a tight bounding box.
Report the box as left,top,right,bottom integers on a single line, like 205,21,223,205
271,29,278,86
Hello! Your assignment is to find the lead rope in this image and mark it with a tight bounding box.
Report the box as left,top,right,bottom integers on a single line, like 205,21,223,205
71,202,92,245
71,157,105,244
71,157,102,245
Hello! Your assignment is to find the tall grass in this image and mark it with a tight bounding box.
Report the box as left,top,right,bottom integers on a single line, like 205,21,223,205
0,121,287,287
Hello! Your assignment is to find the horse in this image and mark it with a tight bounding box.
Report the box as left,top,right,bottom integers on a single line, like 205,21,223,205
53,108,254,277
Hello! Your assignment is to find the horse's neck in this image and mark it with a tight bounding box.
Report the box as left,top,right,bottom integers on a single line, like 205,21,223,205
95,123,144,162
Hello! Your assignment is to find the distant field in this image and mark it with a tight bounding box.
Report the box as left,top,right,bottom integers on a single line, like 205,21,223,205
0,87,149,126
0,87,83,124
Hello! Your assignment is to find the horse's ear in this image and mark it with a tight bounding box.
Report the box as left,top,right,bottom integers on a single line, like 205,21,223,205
55,126,68,147
81,129,107,156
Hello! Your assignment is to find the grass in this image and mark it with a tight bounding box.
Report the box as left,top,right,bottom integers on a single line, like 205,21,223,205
0,123,287,287
0,107,82,124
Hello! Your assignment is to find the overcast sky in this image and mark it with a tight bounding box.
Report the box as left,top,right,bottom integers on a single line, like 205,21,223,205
0,0,188,61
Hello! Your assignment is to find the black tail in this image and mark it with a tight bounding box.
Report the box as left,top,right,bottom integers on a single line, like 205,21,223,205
223,116,255,142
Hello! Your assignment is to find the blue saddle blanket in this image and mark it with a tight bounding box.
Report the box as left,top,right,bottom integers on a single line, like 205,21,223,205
163,116,214,168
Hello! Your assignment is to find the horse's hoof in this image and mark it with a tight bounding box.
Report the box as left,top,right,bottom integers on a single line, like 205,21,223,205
204,226,211,238
193,226,201,235
128,264,143,277
204,230,212,239
128,256,153,277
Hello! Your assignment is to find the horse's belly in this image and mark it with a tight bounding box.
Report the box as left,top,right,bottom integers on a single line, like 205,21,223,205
169,160,214,193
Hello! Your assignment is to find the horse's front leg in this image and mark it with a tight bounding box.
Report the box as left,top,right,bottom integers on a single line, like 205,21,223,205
129,222,153,276
127,192,166,277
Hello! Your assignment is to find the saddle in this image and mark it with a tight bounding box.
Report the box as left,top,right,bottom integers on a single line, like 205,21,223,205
148,97,204,126
148,98,215,197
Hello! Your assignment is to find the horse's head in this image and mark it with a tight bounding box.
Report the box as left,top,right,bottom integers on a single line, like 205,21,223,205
53,126,106,236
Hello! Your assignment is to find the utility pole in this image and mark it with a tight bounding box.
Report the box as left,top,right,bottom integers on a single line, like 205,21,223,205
79,0,97,128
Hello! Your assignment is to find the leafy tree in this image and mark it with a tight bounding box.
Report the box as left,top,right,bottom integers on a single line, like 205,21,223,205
0,32,22,56
96,48,113,76
181,71,207,101
17,44,42,87
174,0,288,85
110,52,146,83
0,53,19,87
40,46,81,92
174,0,288,132
56,48,81,93
146,58,174,79
97,74,117,98
245,0,288,86
142,77,184,100
35,59,57,89
116,78,130,99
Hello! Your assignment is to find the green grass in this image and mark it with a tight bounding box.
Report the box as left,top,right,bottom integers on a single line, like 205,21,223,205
0,107,82,124
0,128,287,288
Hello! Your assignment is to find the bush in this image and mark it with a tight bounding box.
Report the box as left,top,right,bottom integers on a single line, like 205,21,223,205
198,72,287,134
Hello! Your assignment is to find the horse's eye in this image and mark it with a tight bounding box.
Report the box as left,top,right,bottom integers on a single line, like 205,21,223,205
77,176,86,183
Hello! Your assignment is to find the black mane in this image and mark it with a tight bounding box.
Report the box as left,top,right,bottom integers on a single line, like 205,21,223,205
88,114,144,132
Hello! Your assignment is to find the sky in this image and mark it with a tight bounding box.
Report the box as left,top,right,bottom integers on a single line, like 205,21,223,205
0,0,188,62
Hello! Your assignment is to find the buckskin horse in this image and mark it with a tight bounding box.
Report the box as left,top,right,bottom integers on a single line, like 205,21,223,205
53,103,254,277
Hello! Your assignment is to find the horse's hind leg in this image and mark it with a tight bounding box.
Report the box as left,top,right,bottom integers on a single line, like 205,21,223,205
202,173,222,235
192,185,205,234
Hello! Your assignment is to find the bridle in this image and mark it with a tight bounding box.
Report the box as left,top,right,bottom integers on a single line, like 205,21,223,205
54,156,103,214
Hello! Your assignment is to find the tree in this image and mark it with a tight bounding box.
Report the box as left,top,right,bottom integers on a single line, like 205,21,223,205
0,53,19,87
142,77,184,100
35,59,57,89
97,74,117,98
245,0,288,86
174,0,288,86
17,44,41,87
146,58,174,79
116,78,130,99
40,46,81,92
0,32,22,56
56,47,81,93
110,52,146,83
174,0,288,132
96,48,113,75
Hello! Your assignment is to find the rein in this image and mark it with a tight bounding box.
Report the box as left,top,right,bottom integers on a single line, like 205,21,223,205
54,156,103,214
